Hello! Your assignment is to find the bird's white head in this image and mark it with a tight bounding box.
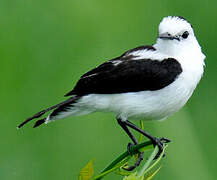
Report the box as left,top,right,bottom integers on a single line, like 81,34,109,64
155,16,202,57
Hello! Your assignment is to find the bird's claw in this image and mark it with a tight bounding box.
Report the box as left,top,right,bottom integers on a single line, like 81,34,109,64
123,137,171,171
123,143,144,171
160,137,171,143
152,137,171,160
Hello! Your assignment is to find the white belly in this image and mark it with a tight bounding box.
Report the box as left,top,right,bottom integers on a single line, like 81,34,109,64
76,72,198,121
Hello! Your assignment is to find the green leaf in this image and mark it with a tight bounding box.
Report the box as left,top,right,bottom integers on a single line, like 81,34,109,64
146,166,161,180
90,157,131,180
136,146,159,178
123,172,144,180
142,144,167,176
115,167,132,176
138,121,145,143
78,160,94,180
88,140,169,180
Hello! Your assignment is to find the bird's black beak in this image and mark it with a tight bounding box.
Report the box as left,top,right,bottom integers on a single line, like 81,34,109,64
158,32,180,41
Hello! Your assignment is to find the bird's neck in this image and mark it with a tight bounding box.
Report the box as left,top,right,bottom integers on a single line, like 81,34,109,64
154,38,203,58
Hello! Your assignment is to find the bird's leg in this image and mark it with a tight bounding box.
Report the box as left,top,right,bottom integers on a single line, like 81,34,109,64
124,120,170,159
117,118,144,171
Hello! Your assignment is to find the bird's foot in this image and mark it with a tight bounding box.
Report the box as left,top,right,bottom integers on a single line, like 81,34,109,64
126,142,134,156
122,143,144,171
152,137,171,160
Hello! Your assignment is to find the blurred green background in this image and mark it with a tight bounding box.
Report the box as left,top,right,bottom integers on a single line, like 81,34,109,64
0,0,216,179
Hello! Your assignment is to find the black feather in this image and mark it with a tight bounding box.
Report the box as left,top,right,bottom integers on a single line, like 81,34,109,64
64,45,157,97
17,96,79,128
50,102,74,118
33,118,46,128
64,57,182,96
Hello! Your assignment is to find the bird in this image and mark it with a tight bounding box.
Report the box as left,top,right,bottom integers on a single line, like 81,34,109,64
18,16,205,170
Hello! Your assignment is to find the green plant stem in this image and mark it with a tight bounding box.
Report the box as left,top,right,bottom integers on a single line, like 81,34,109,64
90,141,154,180
90,157,131,180
143,144,167,175
101,141,153,173
137,144,168,178
138,121,145,143
136,146,159,178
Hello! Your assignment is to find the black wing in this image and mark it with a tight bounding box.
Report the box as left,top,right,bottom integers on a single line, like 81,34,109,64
65,59,182,96
65,46,182,96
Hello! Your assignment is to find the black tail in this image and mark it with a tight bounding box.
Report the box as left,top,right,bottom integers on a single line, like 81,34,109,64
17,96,80,129
33,118,46,128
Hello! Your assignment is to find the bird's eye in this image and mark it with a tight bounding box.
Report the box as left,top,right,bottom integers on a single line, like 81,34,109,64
182,31,189,39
